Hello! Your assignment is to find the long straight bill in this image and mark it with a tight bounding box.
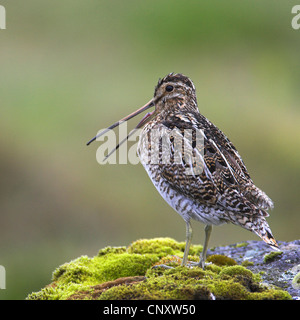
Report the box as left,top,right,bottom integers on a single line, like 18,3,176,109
86,99,154,146
103,110,156,161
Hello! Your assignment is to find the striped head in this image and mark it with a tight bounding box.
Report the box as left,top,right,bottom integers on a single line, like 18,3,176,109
153,73,198,114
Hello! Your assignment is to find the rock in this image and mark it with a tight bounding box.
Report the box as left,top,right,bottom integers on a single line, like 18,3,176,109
27,238,298,300
207,239,300,299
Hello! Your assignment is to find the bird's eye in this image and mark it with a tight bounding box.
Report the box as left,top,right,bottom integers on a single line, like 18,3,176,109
166,85,174,92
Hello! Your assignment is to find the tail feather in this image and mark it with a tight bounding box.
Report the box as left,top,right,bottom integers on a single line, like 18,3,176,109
242,184,274,210
253,219,280,251
229,212,279,251
261,230,280,251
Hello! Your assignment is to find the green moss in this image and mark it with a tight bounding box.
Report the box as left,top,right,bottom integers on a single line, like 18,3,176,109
98,246,126,256
208,279,250,300
241,260,254,267
127,237,202,257
99,269,212,300
206,254,237,266
219,265,253,278
28,247,159,300
292,272,300,290
235,242,249,248
99,263,290,300
263,251,283,263
251,287,292,300
26,238,292,300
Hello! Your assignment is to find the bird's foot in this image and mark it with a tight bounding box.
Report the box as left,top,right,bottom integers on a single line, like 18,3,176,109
186,260,212,270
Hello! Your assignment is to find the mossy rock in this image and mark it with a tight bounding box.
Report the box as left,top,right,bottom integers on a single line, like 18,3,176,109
263,251,283,263
292,272,300,290
206,254,237,266
127,237,202,257
27,238,292,300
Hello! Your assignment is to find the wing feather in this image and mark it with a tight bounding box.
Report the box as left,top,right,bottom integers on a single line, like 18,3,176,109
156,112,273,215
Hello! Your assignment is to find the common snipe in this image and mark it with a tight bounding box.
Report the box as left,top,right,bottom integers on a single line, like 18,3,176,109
87,73,279,269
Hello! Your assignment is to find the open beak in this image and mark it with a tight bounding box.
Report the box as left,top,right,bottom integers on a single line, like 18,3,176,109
86,98,156,158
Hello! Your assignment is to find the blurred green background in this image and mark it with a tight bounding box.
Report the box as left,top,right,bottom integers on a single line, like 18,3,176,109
0,0,299,299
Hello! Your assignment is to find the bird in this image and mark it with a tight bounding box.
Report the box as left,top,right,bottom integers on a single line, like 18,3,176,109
87,73,279,269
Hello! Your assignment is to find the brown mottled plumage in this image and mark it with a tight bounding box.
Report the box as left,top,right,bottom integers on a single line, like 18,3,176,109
87,73,279,269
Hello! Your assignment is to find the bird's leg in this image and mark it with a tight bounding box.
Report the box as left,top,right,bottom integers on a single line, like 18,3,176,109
181,221,193,266
197,224,212,269
153,221,192,270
